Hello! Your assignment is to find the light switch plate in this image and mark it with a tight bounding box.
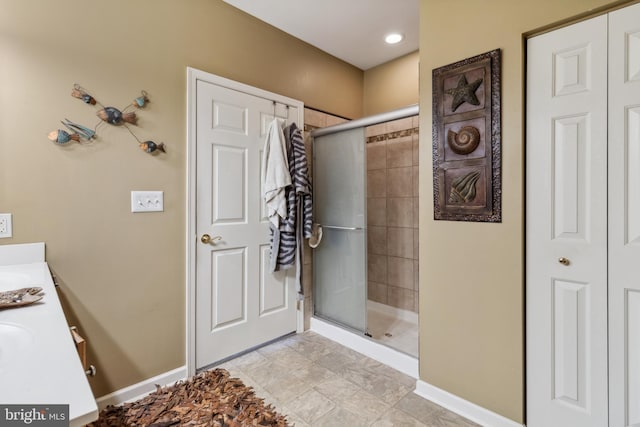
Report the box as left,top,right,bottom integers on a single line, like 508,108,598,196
131,191,164,213
0,213,12,238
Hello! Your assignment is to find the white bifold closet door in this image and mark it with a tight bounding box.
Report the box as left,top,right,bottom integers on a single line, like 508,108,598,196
526,14,608,427
608,4,640,427
527,3,640,427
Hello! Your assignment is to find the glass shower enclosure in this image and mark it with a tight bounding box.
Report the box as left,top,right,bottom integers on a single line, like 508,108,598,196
311,105,419,340
312,127,368,333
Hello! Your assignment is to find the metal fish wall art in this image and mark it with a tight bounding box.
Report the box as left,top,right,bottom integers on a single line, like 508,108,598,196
139,140,166,154
97,107,137,125
71,85,97,105
55,84,166,155
133,91,149,108
62,118,96,140
448,171,481,203
48,129,80,144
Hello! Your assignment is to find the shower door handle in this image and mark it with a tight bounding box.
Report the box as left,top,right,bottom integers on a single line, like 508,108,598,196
320,225,363,231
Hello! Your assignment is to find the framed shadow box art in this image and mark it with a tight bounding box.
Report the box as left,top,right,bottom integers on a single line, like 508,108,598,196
432,49,501,222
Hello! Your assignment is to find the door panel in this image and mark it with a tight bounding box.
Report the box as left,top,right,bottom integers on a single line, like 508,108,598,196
259,244,287,314
609,4,640,426
212,101,247,133
313,128,366,229
552,114,588,240
626,107,640,245
626,31,640,82
313,127,367,333
195,79,299,368
526,14,608,427
553,44,590,96
627,290,640,426
313,227,367,332
212,145,246,222
211,248,246,329
552,279,588,408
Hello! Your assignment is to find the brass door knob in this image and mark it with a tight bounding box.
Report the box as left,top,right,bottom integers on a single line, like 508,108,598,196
558,257,570,266
201,234,222,244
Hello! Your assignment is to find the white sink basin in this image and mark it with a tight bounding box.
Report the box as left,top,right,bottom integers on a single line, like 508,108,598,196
0,248,99,426
0,322,35,371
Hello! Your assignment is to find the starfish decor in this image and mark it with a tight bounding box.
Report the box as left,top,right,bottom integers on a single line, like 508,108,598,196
445,74,483,112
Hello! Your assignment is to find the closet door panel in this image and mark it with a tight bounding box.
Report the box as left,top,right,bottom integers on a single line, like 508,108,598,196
625,106,640,245
626,30,640,83
552,114,589,240
627,290,640,426
609,4,640,426
526,14,608,427
552,279,588,408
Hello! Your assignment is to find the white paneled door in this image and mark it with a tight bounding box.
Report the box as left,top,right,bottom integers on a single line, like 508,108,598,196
195,76,301,369
527,14,608,427
527,3,640,426
609,4,640,426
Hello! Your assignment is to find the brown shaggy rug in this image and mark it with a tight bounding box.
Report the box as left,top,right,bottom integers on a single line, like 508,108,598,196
88,368,290,426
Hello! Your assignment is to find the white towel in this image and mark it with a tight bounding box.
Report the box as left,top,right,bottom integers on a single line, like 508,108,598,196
262,118,291,228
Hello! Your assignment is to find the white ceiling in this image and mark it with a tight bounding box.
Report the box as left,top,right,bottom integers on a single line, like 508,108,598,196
223,0,419,70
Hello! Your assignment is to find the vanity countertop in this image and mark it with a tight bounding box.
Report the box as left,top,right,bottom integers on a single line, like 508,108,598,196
0,243,98,426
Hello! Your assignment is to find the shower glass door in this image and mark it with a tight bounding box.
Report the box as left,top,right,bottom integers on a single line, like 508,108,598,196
312,127,367,333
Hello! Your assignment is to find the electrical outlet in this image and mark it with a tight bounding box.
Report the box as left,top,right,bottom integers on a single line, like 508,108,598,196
131,191,164,213
0,213,13,238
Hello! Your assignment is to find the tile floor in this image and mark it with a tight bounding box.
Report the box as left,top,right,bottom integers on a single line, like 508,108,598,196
217,331,479,426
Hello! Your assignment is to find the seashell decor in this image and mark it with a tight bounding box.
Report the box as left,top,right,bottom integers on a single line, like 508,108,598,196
432,49,501,222
447,126,480,155
448,171,481,203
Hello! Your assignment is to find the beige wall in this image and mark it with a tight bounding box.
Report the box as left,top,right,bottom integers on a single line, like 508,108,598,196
11,0,634,420
0,0,363,397
363,51,419,116
419,0,634,423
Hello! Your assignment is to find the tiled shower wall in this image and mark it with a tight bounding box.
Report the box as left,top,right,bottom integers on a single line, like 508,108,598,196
366,117,419,313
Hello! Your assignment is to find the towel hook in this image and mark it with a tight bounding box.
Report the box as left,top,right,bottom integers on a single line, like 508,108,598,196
272,101,290,124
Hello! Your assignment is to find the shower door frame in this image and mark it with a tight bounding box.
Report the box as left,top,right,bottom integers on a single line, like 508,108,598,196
312,127,369,335
310,104,420,336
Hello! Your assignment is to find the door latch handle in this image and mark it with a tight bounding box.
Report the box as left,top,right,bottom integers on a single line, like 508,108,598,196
201,234,222,244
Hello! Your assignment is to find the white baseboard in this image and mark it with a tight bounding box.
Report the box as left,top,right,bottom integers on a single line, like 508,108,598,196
414,380,524,427
310,317,418,378
96,366,187,410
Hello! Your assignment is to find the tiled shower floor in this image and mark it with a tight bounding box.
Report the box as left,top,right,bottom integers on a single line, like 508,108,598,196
367,302,419,357
217,331,479,426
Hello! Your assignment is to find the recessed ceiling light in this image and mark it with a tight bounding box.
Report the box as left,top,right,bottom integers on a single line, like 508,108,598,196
385,33,404,44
